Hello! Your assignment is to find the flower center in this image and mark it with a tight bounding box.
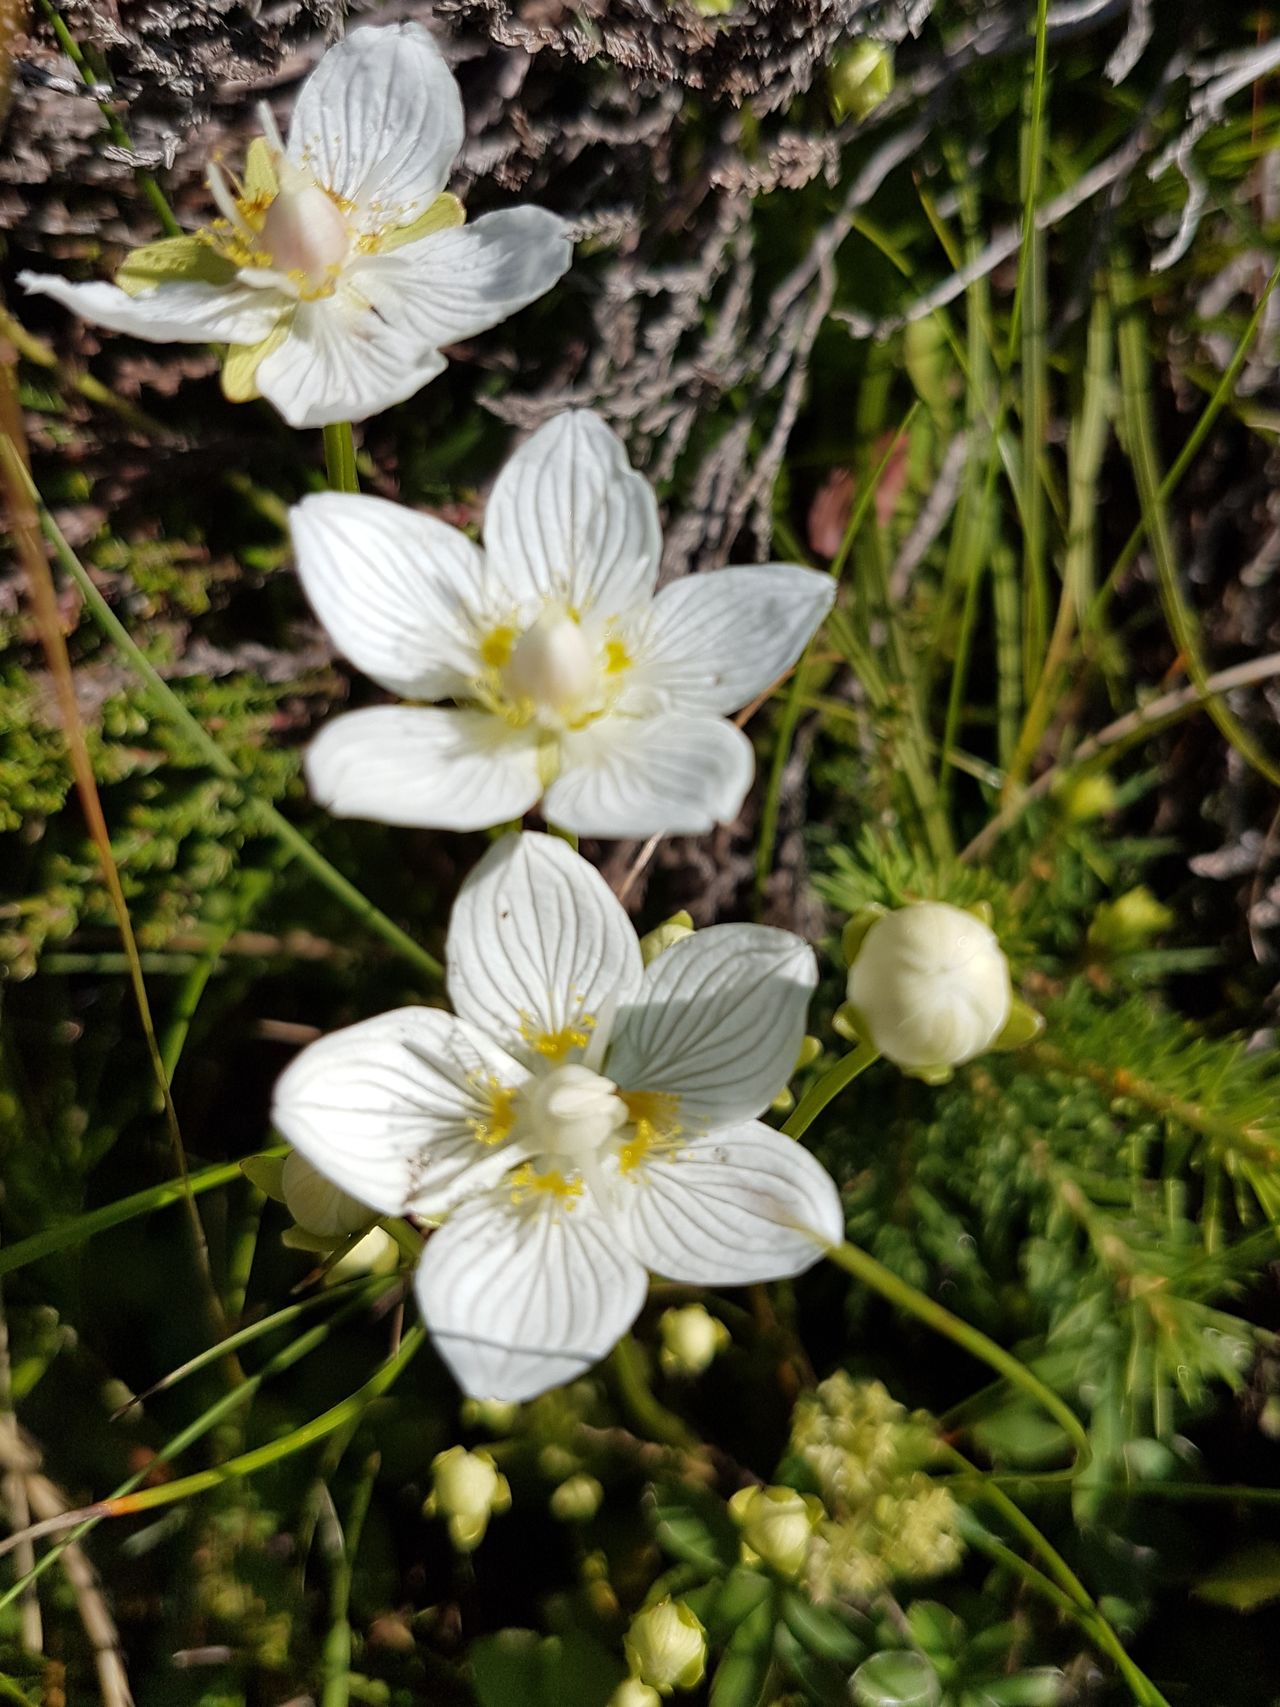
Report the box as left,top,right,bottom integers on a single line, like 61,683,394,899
520,1064,628,1164
258,180,350,292
501,611,598,715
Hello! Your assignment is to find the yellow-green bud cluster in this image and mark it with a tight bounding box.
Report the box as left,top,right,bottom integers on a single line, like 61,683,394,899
658,1304,730,1377
788,1374,963,1602
622,1598,707,1695
424,1446,511,1552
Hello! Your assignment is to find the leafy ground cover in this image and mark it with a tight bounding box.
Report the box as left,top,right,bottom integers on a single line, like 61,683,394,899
3,2,1280,1703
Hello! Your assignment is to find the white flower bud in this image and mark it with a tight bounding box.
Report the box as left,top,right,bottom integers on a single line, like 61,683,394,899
608,1682,663,1707
844,902,1011,1074
658,1305,730,1378
427,1446,511,1552
623,1599,706,1695
325,1225,399,1284
280,1151,373,1240
460,1397,521,1434
728,1485,823,1579
550,1473,604,1523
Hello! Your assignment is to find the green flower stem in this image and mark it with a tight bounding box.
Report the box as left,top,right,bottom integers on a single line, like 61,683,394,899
22,469,443,983
321,1450,380,1707
322,422,360,494
823,1237,1090,1476
38,0,182,238
782,1043,880,1140
610,1334,700,1451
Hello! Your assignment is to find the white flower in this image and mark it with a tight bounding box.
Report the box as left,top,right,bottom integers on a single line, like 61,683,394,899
271,832,842,1400
287,410,836,837
20,24,570,428
844,901,1012,1074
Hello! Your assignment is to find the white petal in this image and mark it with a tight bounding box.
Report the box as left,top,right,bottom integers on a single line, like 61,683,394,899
288,23,464,230
271,1007,528,1219
416,1186,648,1400
290,491,486,699
483,410,661,617
544,713,755,838
635,565,836,716
446,832,643,1063
19,272,286,345
609,1121,843,1286
305,707,543,832
347,207,571,358
607,924,818,1126
255,293,446,428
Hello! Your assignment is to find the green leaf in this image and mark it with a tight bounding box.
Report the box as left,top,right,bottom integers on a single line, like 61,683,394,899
780,1590,868,1667
651,1487,740,1573
470,1629,623,1707
709,1596,776,1707
1192,1543,1280,1612
851,1651,941,1707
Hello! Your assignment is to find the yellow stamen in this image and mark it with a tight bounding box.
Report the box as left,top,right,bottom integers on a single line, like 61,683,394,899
468,1078,516,1146
480,625,516,670
618,1090,683,1174
509,1163,583,1204
604,638,631,675
523,1017,596,1062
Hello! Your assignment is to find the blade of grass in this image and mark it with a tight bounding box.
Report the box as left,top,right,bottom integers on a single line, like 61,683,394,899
1112,257,1280,791
13,466,443,982
1015,0,1052,698
320,1452,380,1707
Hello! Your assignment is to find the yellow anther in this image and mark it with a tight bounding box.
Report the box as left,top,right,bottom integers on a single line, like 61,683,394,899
509,1163,583,1204
618,1091,682,1174
604,638,631,675
523,1016,596,1062
480,625,515,670
468,1078,516,1146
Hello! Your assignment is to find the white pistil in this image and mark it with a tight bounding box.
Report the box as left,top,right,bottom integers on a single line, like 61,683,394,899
503,611,599,715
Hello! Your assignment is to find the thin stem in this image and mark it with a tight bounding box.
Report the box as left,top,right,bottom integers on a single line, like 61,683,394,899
20,470,442,982
320,1452,380,1707
322,422,360,494
610,1335,699,1452
824,1238,1090,1474
782,1043,880,1141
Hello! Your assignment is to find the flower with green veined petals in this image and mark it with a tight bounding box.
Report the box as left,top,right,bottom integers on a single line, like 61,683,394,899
287,409,836,838
270,832,843,1401
20,25,570,429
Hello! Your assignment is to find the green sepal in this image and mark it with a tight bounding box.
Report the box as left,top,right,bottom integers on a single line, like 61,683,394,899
377,191,466,254
900,1061,955,1087
117,237,238,297
841,904,886,968
222,320,290,403
833,1000,869,1046
990,995,1044,1054
240,1154,286,1201
281,1225,337,1254
964,899,995,928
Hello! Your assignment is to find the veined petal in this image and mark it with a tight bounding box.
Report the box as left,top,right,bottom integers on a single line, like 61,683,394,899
288,23,464,231
545,713,754,838
19,272,286,345
483,410,660,617
271,1007,528,1219
609,1121,843,1285
607,924,818,1126
446,832,643,1065
347,206,571,359
290,492,486,699
254,293,446,428
635,565,837,716
305,707,543,832
416,1185,648,1400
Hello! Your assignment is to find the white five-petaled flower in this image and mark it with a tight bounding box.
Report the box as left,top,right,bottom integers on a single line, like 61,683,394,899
20,25,571,428
271,833,843,1401
288,410,837,837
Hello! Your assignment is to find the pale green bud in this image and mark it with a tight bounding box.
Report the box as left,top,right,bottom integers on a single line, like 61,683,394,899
728,1484,824,1579
1088,886,1174,954
623,1599,706,1694
640,911,694,966
324,1225,399,1284
658,1305,730,1378
280,1151,372,1242
609,1682,663,1707
550,1474,604,1523
830,40,894,123
460,1397,521,1434
425,1447,511,1552
1057,771,1118,823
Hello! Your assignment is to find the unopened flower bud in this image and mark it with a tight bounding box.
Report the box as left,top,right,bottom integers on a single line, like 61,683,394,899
830,40,894,123
844,901,1012,1079
623,1599,706,1695
640,911,695,966
1087,886,1173,955
325,1225,399,1283
658,1305,730,1378
728,1485,824,1579
609,1682,663,1707
550,1473,604,1523
460,1397,521,1434
1058,771,1118,823
426,1446,511,1552
281,1151,373,1241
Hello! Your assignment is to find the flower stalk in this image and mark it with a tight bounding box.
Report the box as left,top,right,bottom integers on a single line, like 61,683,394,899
322,422,360,494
